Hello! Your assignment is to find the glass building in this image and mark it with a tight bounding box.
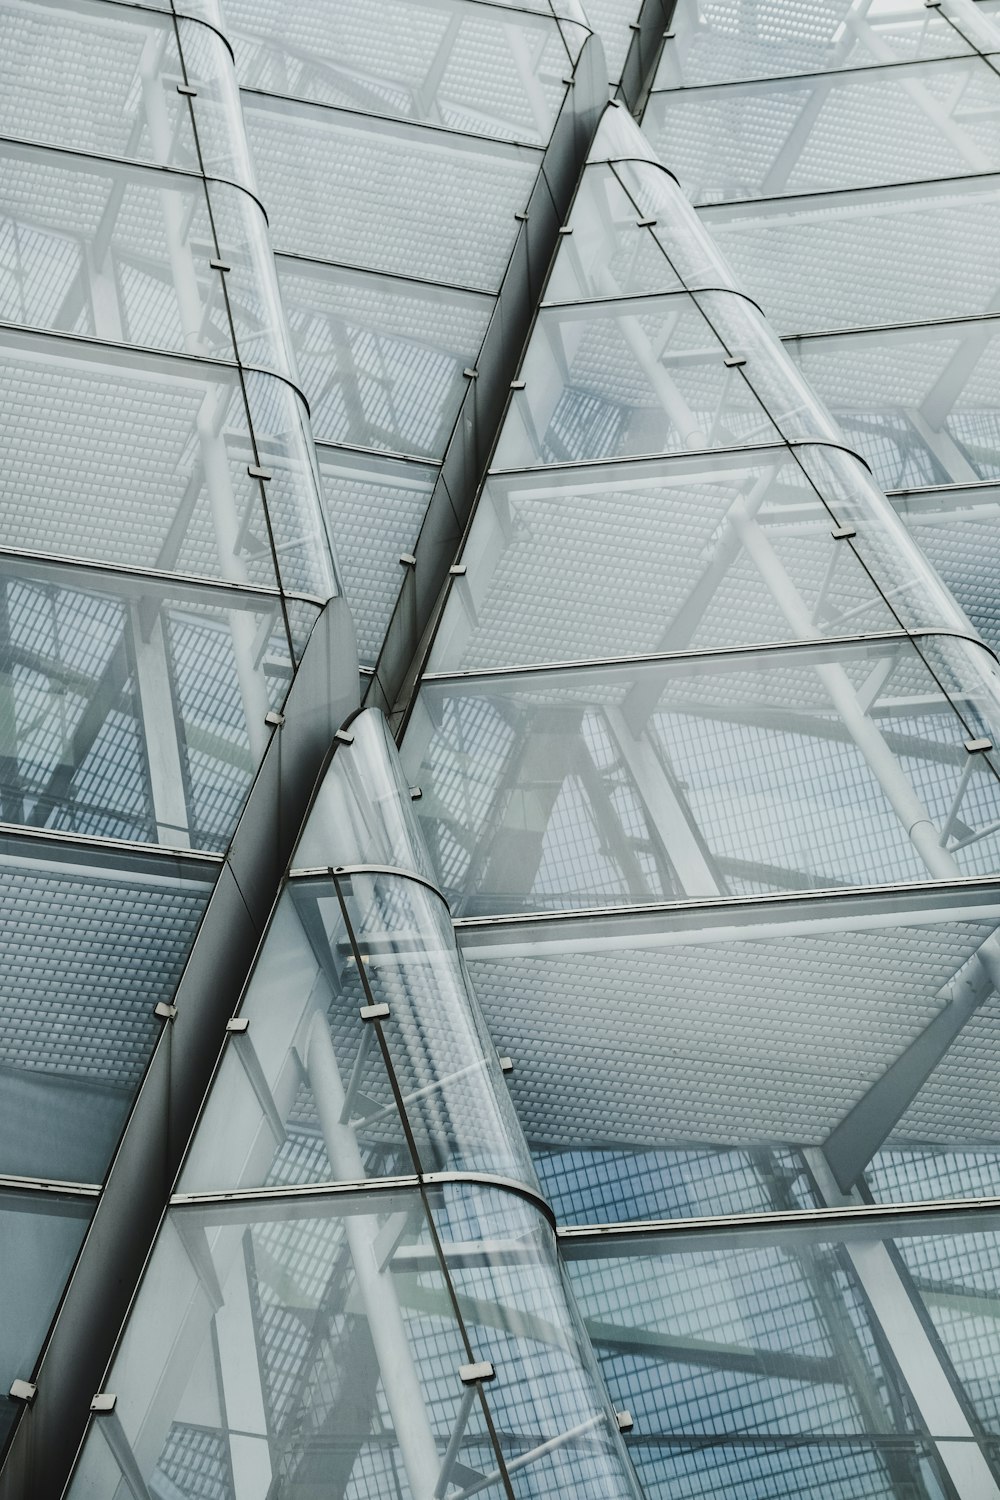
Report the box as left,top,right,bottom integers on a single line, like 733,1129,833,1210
4,0,1000,1496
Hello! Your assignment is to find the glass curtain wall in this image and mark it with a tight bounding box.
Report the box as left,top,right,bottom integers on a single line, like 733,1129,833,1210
0,0,339,1459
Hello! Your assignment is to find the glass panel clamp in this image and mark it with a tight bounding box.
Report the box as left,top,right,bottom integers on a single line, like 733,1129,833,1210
209,259,230,272
264,710,284,728
225,1017,250,1034
247,464,272,481
831,525,857,540
459,1361,495,1385
637,218,657,228
463,368,479,379
91,1394,117,1413
510,379,526,390
616,1410,634,1432
399,553,417,568
499,1055,514,1074
514,211,530,222
176,84,197,96
409,786,422,800
965,737,993,754
449,564,467,576
335,728,355,745
558,226,574,235
154,1002,178,1021
359,1003,390,1022
723,355,746,368
9,1381,36,1405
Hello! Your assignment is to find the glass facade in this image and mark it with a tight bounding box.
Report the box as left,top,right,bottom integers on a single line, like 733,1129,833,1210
5,1,1000,1499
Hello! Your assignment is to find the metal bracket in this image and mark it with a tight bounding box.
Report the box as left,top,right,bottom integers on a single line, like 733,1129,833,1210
247,464,272,481
226,1017,250,1034
449,564,467,576
359,1002,390,1022
510,379,526,390
409,786,423,800
176,83,197,96
723,355,746,368
209,258,230,272
264,710,284,728
335,728,355,745
637,217,657,228
459,1361,495,1385
831,525,856,540
499,1055,514,1074
399,553,417,568
8,1380,36,1405
154,1002,177,1021
965,737,992,754
91,1393,117,1413
616,1409,634,1432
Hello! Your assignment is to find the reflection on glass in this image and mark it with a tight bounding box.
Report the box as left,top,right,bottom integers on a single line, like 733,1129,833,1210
428,447,944,672
788,315,1000,491
226,0,568,144
645,56,1000,206
702,175,1000,336
0,837,211,1184
458,885,1000,1220
179,869,536,1193
0,1190,92,1447
277,258,492,455
655,0,976,89
244,95,540,290
0,328,335,604
67,1189,504,1500
0,559,298,850
564,1208,1000,1497
407,637,1000,913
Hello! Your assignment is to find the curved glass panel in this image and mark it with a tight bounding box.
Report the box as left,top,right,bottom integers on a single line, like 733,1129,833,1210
227,0,568,145
0,837,212,1184
276,257,493,456
654,0,977,89
787,314,1000,492
0,328,334,603
702,175,1000,336
66,1187,504,1500
405,636,1000,914
175,16,258,195
429,1181,644,1499
0,142,294,379
645,56,1000,207
429,448,917,672
293,707,435,875
893,481,1000,656
493,293,787,469
178,868,536,1191
243,94,540,290
544,162,689,303
459,884,1000,1219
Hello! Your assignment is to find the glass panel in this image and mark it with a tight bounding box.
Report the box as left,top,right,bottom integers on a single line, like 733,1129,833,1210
893,482,1000,655
227,0,568,145
293,706,437,876
545,163,688,304
180,871,535,1191
655,0,977,89
404,637,1000,914
458,884,1000,1219
702,175,1000,335
0,327,335,603
317,449,436,667
66,1188,505,1500
564,1212,1000,1497
0,557,295,851
429,448,914,673
0,837,212,1183
0,1189,92,1445
786,315,1000,491
275,257,493,456
580,0,641,81
493,294,787,469
175,16,258,194
644,56,1000,206
0,1,196,168
243,94,540,289
430,1181,644,1498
